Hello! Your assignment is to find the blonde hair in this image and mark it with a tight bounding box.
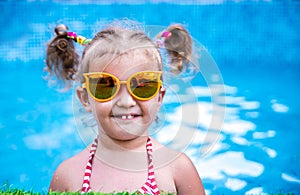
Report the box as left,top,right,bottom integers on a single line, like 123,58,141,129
79,23,162,83
45,20,195,89
163,24,192,74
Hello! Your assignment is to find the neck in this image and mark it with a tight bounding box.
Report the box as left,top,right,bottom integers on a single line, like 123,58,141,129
94,134,149,171
98,134,149,151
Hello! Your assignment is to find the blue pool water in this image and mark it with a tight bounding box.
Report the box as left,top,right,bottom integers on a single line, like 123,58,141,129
0,1,299,194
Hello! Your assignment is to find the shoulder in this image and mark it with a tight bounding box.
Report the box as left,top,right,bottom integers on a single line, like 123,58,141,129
173,152,195,169
151,138,195,167
151,139,205,194
151,138,197,173
172,153,206,195
49,147,89,192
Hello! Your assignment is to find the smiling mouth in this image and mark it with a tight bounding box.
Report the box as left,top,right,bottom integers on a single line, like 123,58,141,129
112,114,142,120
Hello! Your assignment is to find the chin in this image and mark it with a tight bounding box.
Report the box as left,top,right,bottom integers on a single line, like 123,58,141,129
107,128,148,141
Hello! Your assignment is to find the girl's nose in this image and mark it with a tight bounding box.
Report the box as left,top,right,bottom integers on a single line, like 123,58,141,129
116,85,137,107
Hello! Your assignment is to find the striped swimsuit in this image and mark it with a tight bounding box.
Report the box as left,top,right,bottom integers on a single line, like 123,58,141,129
81,137,160,195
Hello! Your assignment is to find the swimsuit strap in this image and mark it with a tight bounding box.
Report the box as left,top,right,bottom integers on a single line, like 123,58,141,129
80,137,160,195
138,137,160,195
81,138,98,193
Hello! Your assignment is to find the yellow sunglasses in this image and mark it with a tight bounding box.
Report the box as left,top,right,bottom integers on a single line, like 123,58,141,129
82,71,163,102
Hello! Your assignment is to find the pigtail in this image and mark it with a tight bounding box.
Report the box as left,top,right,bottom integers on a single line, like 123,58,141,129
45,24,80,89
45,24,93,90
156,24,193,74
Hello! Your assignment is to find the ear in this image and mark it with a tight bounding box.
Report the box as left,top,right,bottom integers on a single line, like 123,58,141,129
76,86,92,112
157,87,166,104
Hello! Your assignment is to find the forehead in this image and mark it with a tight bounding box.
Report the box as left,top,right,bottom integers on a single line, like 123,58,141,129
88,48,161,77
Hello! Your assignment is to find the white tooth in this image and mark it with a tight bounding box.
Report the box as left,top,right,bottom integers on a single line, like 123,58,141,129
121,115,126,119
127,115,133,119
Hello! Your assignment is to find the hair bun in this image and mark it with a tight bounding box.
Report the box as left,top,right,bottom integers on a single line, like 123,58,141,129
55,24,68,36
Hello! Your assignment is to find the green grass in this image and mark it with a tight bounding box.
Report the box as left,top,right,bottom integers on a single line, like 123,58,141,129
0,183,174,195
0,183,295,195
0,188,173,195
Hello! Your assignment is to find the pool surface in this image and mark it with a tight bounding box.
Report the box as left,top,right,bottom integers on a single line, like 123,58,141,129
0,1,299,194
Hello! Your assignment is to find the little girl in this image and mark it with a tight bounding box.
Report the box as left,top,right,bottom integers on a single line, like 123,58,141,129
46,20,205,195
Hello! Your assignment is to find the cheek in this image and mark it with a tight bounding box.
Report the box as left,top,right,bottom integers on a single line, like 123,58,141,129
89,100,112,122
142,98,161,118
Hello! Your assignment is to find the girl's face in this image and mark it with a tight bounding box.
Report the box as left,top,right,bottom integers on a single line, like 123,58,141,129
81,49,165,141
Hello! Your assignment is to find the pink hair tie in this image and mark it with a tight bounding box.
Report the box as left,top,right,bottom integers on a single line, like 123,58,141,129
67,31,91,45
67,32,77,39
156,31,172,48
161,31,172,39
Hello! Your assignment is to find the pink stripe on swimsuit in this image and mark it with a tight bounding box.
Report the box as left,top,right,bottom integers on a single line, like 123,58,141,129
81,137,160,195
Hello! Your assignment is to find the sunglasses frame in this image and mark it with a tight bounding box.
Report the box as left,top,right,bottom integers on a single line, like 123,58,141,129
82,71,163,102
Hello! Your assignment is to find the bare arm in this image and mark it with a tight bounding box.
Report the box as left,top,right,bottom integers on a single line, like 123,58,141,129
173,153,205,195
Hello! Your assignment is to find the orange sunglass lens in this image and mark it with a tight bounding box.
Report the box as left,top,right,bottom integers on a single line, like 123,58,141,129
88,75,118,100
129,72,160,99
